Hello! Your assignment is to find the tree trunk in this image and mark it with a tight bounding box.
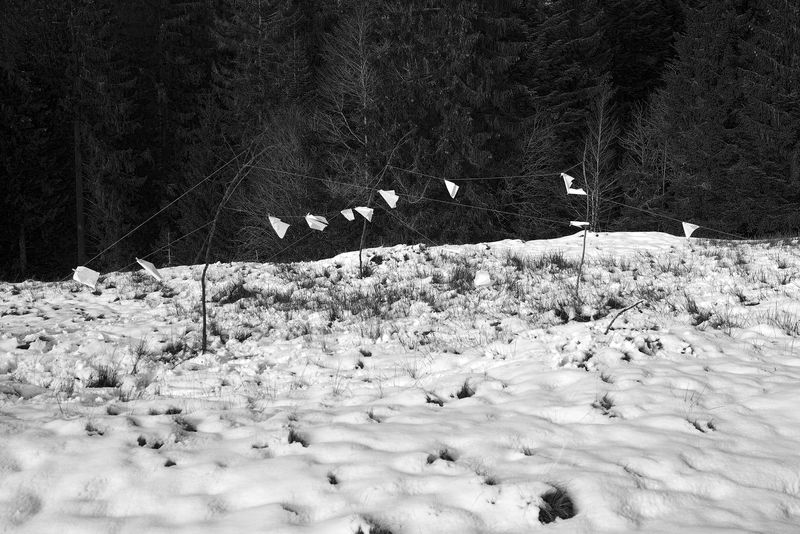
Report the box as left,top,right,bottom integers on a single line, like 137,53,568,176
74,96,85,265
358,187,374,278
790,142,800,183
18,224,27,278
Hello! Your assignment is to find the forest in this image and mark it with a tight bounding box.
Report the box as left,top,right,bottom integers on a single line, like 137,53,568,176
2,0,799,281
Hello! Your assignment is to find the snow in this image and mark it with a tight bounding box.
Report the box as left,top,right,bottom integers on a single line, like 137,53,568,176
2,232,800,532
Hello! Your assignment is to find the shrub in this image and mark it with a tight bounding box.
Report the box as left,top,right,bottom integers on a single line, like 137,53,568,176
86,365,121,388
685,294,712,325
212,279,259,305
455,379,475,399
539,486,576,524
592,393,615,416
449,264,475,293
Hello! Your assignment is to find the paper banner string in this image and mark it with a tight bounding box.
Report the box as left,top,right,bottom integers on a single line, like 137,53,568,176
562,173,587,196
269,216,290,239
136,258,163,282
354,206,374,222
682,222,699,238
474,270,491,288
305,213,329,231
73,266,100,290
378,189,399,208
570,221,590,228
444,180,459,199
341,209,355,221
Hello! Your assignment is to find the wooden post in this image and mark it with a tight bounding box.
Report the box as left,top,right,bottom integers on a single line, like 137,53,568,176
359,188,375,278
575,227,588,302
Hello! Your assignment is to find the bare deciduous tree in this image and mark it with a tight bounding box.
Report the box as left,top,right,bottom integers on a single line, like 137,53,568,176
582,81,619,230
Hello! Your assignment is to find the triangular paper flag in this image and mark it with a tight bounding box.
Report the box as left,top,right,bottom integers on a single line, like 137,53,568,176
269,216,290,239
682,222,699,238
378,189,399,209
570,221,590,228
136,258,163,282
474,270,491,288
354,206,373,222
305,213,328,231
341,209,355,221
444,180,459,199
562,173,587,196
73,266,100,290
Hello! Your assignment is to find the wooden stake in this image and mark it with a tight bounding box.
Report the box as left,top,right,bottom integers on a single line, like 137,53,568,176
575,228,588,302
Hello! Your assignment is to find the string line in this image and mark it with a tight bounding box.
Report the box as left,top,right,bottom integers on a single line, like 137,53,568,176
387,161,582,182
248,165,570,227
75,159,755,278
388,166,745,240
81,145,253,269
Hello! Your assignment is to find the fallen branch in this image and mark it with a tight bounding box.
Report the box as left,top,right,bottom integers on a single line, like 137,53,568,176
604,300,645,334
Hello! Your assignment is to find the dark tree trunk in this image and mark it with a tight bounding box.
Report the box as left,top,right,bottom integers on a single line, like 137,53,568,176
18,224,27,278
74,119,85,265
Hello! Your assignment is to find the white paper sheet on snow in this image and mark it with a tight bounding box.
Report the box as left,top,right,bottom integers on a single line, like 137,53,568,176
305,213,328,231
444,180,459,199
570,221,590,228
562,173,587,196
73,266,100,290
682,222,700,238
378,189,399,208
341,209,355,221
136,258,163,282
269,216,290,239
354,207,373,222
474,270,491,288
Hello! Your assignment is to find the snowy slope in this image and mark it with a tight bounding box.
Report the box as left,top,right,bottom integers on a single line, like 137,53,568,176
2,232,800,533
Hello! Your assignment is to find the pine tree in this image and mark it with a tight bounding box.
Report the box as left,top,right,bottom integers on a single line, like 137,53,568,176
528,0,609,166
603,0,685,119
1,0,75,278
377,1,535,243
659,0,763,234
738,0,800,232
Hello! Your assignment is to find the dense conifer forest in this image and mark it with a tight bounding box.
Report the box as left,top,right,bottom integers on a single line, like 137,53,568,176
2,0,799,280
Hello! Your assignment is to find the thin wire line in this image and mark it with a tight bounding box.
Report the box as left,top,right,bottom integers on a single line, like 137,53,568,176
383,165,746,240
81,146,250,269
115,221,215,274
264,229,318,263
388,162,582,182
378,205,439,246
249,165,569,227
83,158,751,281
604,199,744,240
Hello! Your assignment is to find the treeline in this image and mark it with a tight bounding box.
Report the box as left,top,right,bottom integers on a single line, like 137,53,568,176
2,0,799,280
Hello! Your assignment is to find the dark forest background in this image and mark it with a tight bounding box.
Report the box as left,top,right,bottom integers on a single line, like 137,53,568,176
2,0,799,281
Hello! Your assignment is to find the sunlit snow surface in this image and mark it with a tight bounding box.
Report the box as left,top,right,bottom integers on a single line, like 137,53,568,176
2,232,800,533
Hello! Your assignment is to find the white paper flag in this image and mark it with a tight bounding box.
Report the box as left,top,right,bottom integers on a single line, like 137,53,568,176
682,222,699,238
562,173,587,196
444,180,459,199
305,213,328,231
341,209,355,221
354,206,374,222
378,189,399,208
73,266,100,290
269,216,290,239
474,270,491,288
570,221,590,228
136,258,163,282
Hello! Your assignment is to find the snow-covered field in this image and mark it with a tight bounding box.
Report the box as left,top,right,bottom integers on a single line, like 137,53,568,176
2,232,800,533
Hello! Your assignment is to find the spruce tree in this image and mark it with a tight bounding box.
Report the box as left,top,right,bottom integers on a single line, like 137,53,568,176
739,0,800,232
528,0,609,166
659,0,762,234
